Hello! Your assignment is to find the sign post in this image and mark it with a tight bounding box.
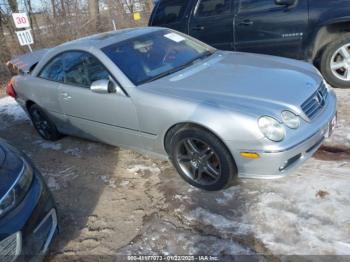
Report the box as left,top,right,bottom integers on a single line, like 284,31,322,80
12,12,33,52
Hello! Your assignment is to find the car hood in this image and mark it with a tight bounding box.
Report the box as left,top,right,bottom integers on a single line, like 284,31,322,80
143,51,322,114
0,142,23,199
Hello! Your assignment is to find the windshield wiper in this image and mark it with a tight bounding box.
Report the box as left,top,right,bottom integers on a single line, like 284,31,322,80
139,50,214,85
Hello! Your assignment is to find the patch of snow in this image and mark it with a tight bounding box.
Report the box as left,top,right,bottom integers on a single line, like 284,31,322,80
127,164,161,175
120,180,130,187
119,219,253,256
64,147,81,157
47,177,60,191
216,186,240,205
246,159,350,255
33,140,62,151
184,207,251,235
0,96,28,121
0,97,28,129
100,175,116,188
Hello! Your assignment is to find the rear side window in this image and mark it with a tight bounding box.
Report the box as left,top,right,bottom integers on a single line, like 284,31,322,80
39,56,65,83
195,0,231,17
152,0,189,25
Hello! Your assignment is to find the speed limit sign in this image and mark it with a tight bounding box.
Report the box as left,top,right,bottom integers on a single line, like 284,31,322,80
15,29,34,46
12,13,30,29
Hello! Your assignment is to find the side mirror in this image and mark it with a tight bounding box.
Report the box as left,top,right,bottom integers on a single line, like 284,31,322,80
90,79,115,94
275,0,296,6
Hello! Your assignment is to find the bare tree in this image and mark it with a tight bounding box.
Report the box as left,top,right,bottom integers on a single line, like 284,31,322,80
88,0,99,32
0,9,11,79
7,0,18,12
51,0,57,17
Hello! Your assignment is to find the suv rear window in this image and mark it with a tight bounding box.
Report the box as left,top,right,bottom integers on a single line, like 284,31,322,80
152,0,189,25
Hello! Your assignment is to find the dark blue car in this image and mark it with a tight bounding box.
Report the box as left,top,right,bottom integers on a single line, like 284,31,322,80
0,139,57,261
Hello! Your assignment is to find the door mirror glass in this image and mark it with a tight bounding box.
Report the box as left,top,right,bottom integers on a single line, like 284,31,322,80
275,0,295,6
90,79,115,94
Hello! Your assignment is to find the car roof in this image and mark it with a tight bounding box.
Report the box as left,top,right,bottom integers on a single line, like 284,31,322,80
59,27,164,50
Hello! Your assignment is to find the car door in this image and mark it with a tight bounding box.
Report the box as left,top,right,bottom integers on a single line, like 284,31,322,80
235,0,308,59
35,55,67,130
188,0,234,50
57,51,141,149
150,0,193,32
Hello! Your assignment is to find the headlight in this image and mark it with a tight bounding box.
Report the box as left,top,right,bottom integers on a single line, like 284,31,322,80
0,159,33,218
258,116,285,142
281,111,300,129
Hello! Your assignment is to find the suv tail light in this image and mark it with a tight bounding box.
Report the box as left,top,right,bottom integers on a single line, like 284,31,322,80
6,78,17,98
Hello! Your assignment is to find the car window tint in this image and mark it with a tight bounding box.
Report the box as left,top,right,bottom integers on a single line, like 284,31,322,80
152,0,189,25
239,0,275,12
39,56,65,83
62,52,110,88
195,0,231,17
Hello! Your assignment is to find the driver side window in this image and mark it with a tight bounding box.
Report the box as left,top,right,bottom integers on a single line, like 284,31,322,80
62,52,110,88
39,51,110,88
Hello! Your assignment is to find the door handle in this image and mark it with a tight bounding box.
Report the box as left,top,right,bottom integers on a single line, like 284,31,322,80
238,20,254,26
192,25,205,31
61,92,72,100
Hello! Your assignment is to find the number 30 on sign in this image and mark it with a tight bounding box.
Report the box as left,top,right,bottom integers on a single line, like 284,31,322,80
16,29,34,46
12,13,30,28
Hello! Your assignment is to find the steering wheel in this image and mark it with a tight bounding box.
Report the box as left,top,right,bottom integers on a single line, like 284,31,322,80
162,48,178,64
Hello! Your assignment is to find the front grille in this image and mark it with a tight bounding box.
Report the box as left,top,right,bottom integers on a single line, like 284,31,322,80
0,232,21,262
301,82,328,120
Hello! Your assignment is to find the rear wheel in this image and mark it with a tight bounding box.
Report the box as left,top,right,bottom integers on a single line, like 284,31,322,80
320,34,350,88
169,127,237,191
28,104,62,141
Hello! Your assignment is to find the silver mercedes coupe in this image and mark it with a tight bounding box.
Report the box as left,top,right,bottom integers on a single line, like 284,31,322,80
7,27,337,190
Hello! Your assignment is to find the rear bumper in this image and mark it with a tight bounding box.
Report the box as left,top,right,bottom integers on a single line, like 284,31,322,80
0,168,58,261
231,90,337,179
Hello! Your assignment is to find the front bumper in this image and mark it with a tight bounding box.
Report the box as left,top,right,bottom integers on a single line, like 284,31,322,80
232,90,337,179
0,167,58,262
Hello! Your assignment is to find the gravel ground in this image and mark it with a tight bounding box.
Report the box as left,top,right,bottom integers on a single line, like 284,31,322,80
0,88,349,261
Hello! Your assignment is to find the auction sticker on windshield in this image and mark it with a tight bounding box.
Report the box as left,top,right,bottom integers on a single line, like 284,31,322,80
164,33,185,43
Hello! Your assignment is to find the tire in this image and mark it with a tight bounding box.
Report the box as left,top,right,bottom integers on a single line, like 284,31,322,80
320,34,350,88
169,126,237,191
28,104,62,141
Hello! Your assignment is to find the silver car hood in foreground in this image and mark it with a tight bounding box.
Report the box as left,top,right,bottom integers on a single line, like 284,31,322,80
143,51,322,117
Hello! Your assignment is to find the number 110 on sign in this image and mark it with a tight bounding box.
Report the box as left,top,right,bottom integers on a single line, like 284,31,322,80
16,29,34,46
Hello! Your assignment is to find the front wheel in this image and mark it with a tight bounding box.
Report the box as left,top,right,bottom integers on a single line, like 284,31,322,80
320,34,350,88
170,127,237,191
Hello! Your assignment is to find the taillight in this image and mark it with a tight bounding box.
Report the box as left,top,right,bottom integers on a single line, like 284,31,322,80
6,78,17,98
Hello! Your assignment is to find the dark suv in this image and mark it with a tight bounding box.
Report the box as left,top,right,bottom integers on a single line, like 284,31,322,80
149,0,350,88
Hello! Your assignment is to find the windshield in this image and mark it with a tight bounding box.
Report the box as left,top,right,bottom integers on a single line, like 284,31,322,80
102,29,215,85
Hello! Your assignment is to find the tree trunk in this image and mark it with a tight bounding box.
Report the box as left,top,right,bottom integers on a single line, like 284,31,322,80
88,0,100,32
51,0,57,17
60,0,66,16
8,0,18,12
0,12,11,78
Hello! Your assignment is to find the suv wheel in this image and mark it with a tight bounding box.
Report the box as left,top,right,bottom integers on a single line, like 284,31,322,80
320,34,350,88
28,104,62,141
169,127,237,191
